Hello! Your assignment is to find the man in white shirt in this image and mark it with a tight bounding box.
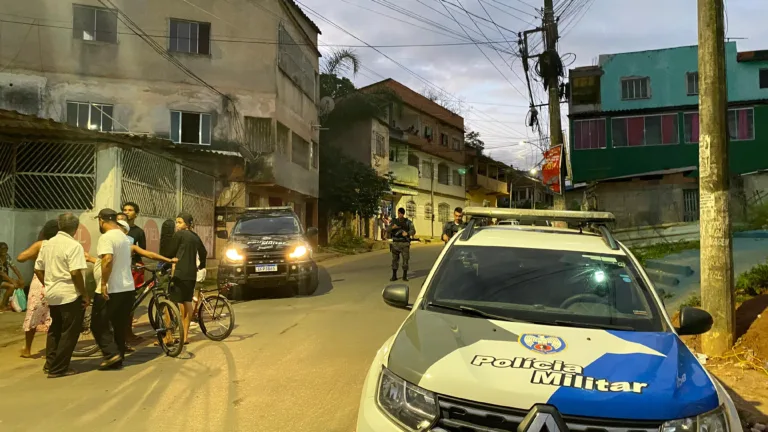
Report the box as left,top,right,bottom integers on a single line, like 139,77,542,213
91,208,135,369
34,213,90,378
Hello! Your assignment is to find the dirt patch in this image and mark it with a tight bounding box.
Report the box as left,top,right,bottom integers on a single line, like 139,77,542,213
735,295,768,360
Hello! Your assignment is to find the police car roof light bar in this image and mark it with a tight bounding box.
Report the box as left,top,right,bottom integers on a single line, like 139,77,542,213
462,207,616,224
243,206,294,211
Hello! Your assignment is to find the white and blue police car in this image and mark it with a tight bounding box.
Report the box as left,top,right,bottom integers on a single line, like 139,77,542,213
357,208,740,432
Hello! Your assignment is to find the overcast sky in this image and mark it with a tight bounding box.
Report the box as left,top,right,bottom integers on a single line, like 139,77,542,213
297,0,768,169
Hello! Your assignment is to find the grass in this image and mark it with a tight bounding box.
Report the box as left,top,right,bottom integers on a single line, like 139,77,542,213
630,240,701,267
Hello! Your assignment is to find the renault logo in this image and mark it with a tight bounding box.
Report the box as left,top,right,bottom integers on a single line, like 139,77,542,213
518,404,569,432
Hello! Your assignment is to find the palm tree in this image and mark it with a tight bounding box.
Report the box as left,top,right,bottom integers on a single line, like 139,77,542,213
322,48,360,76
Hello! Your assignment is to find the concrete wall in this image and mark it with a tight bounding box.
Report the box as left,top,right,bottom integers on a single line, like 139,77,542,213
0,0,320,196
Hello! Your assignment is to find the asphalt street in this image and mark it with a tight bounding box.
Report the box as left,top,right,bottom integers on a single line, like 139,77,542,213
0,244,444,432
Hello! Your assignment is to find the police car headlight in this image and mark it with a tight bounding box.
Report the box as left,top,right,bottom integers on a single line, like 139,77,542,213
376,367,438,430
225,248,244,262
289,245,308,259
661,405,728,432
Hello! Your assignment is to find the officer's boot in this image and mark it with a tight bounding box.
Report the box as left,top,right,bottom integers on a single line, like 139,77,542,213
402,267,409,282
390,269,398,281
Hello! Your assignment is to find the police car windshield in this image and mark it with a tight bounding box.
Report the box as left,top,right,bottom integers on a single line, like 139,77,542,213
425,245,665,332
233,216,300,236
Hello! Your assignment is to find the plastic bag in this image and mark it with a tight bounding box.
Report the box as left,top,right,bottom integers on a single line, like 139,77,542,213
10,288,26,312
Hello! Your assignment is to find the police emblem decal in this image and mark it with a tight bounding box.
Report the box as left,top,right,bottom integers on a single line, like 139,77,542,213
519,334,566,354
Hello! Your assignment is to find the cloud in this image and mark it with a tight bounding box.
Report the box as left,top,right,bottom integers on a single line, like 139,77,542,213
303,0,768,167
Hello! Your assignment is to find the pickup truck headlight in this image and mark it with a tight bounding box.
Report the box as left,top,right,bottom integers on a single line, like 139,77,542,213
225,248,244,262
289,245,308,259
376,367,438,431
661,405,728,432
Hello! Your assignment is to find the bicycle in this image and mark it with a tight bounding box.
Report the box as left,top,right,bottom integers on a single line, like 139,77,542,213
147,277,236,341
73,263,185,358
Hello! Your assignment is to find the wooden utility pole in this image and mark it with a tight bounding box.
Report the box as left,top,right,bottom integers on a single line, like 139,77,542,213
698,0,735,356
543,0,565,210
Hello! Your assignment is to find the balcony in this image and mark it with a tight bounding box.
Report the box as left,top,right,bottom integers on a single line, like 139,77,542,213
389,161,419,187
474,174,508,195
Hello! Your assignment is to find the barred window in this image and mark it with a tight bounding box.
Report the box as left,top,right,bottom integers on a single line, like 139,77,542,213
1,142,96,210
374,132,386,157
438,203,450,222
406,200,416,219
278,24,315,100
424,202,433,220
292,133,310,169
244,116,274,153
437,163,450,185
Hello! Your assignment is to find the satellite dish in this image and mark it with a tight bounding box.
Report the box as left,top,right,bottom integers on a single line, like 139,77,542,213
318,96,335,116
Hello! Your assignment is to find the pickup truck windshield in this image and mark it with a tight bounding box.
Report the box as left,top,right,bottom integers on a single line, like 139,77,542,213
425,245,665,332
233,216,301,236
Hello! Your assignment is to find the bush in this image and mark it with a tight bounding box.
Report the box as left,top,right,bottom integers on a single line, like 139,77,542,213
735,262,768,297
329,229,365,251
630,240,700,267
680,293,701,308
746,201,768,230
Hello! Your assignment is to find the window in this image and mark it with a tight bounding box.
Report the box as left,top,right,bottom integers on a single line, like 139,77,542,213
612,114,678,147
406,200,416,219
278,24,315,100
440,133,449,147
686,72,699,95
424,202,433,221
573,119,606,150
312,142,319,169
67,102,114,132
683,189,699,222
621,77,650,100
437,163,450,185
276,122,289,154
169,19,211,55
408,153,419,167
421,161,433,179
171,111,211,145
424,246,664,332
452,170,463,187
452,137,462,150
424,126,434,140
760,69,768,89
73,5,117,44
244,117,274,153
374,132,386,157
291,132,310,168
684,112,699,143
728,108,755,141
438,203,450,223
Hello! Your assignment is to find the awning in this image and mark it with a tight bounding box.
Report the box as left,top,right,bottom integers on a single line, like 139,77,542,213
389,185,419,196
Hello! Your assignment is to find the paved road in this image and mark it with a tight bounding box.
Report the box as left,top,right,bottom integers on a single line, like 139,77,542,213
0,244,443,432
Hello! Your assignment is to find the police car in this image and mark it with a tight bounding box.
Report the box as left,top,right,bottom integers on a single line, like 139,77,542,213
356,208,740,432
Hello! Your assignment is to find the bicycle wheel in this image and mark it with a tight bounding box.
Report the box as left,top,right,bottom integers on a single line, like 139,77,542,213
146,293,169,329
153,299,184,357
72,304,100,358
197,294,236,341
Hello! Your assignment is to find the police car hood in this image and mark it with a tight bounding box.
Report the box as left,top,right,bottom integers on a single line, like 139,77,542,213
386,309,720,421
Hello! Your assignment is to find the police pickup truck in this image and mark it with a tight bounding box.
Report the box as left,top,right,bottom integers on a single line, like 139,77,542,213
357,207,740,432
216,206,319,300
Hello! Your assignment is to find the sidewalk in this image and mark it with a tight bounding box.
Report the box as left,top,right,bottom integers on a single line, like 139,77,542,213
0,310,25,349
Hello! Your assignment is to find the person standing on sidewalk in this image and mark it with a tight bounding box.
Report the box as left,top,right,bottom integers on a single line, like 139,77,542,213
166,213,207,345
121,202,146,345
441,207,465,244
91,208,134,370
33,213,90,378
388,207,415,282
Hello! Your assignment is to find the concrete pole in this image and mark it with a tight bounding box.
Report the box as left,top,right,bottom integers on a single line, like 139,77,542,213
698,0,735,356
543,0,565,211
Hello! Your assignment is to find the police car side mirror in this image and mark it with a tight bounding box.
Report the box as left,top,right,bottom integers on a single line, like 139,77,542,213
306,227,319,237
676,307,713,336
216,230,228,240
383,284,411,310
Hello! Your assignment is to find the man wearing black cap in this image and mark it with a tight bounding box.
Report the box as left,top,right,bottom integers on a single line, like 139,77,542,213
166,212,207,344
91,208,134,369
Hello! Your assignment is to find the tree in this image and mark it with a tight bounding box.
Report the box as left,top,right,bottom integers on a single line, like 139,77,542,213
421,86,464,115
319,144,390,219
320,49,360,100
465,129,485,149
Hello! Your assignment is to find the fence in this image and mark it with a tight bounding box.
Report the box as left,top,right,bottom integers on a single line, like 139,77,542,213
0,141,96,210
120,148,216,254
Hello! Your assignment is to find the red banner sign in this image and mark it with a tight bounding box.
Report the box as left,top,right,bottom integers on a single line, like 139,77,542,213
542,145,563,194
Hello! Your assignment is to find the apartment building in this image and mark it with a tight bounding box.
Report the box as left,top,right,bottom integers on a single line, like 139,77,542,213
0,0,321,229
568,42,768,227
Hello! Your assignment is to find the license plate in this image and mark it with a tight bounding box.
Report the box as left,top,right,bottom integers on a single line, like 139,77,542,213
254,264,278,272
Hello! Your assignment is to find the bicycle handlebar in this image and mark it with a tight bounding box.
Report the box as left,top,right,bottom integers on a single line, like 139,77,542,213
132,262,172,275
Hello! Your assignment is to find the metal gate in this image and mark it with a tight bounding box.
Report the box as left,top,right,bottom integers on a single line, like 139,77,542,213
181,167,215,254
121,148,177,219
683,189,699,222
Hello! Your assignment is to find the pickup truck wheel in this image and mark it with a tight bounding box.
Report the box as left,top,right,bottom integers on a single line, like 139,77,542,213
296,265,319,296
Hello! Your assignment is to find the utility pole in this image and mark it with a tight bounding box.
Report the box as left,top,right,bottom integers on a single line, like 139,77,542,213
698,0,734,357
543,0,565,211
430,157,435,238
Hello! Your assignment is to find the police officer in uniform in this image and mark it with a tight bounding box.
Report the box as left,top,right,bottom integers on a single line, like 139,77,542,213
441,207,465,244
389,207,416,281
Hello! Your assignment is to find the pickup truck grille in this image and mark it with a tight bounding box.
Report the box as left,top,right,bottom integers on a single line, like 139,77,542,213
245,251,287,275
433,396,661,432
